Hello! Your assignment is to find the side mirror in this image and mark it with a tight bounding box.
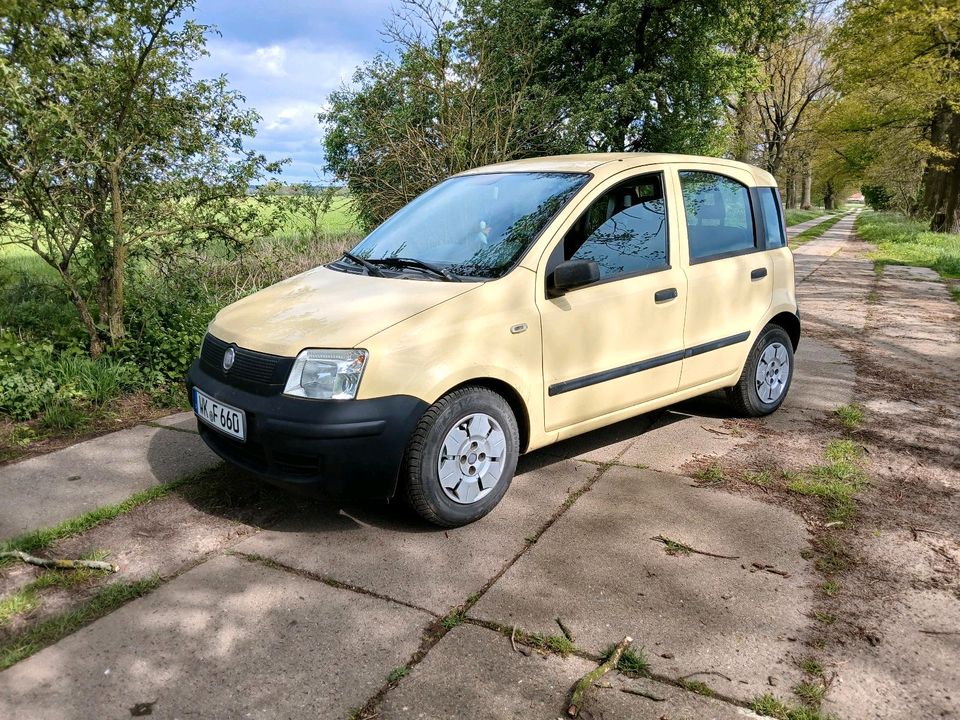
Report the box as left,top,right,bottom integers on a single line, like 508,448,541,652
549,259,600,296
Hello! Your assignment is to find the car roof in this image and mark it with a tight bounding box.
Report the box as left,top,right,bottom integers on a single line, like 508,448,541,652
457,153,778,187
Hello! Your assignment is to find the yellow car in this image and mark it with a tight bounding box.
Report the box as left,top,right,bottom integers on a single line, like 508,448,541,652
187,153,798,527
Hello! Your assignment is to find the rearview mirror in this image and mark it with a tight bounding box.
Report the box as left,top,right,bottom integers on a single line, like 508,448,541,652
549,259,600,296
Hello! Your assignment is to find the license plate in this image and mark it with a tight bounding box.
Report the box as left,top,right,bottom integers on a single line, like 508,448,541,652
194,388,246,441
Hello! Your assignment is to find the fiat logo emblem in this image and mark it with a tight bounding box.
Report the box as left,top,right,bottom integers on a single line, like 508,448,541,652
222,347,236,371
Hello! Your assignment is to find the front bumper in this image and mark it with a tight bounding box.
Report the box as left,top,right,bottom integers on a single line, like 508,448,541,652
186,360,428,499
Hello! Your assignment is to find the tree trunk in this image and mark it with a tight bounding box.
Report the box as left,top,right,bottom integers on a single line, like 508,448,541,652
802,160,812,210
823,179,836,210
732,89,755,163
56,266,103,358
922,101,960,233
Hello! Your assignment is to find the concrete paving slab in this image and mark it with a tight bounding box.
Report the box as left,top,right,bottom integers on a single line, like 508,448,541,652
379,624,755,720
616,396,750,473
380,624,592,719
472,465,814,701
0,554,431,720
151,410,199,432
236,459,598,614
0,425,220,541
787,337,855,413
589,673,759,719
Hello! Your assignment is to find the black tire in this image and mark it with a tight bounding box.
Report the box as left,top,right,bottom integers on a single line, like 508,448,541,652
727,324,794,417
402,386,520,527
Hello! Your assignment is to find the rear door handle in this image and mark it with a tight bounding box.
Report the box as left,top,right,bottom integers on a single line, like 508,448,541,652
750,268,768,280
654,288,678,303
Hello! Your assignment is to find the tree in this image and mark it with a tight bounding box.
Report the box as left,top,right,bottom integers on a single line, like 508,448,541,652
322,0,576,230
0,0,282,355
829,0,960,231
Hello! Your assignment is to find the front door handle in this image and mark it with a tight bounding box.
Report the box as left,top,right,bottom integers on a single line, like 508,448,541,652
751,267,768,280
654,288,678,303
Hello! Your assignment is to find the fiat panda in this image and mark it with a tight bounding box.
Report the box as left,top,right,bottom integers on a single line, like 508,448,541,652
187,153,799,527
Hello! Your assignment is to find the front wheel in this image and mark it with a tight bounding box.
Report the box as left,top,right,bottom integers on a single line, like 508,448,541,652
402,386,520,527
727,324,794,417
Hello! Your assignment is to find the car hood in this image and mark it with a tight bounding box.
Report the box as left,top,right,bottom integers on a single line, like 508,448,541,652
207,266,478,357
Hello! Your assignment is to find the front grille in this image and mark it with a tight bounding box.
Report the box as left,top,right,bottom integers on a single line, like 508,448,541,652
199,333,288,389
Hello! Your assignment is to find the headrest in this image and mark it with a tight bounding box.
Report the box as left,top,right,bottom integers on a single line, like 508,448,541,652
694,191,725,225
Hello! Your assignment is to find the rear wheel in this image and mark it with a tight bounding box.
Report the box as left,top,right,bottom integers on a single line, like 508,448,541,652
403,386,519,527
727,324,794,417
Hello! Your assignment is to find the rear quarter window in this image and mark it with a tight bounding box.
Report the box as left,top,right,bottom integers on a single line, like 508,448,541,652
759,188,786,249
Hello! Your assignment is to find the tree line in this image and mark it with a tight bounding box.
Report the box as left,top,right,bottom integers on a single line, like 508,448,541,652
323,0,960,231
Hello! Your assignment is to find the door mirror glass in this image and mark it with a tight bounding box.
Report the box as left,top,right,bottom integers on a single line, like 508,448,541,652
550,259,600,296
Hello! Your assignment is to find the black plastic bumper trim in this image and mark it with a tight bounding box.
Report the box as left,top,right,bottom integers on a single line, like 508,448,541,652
186,360,427,499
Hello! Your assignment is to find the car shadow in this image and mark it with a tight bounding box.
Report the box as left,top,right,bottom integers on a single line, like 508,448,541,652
159,391,738,535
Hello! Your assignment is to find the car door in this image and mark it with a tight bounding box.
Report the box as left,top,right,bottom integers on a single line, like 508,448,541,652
673,166,774,390
537,169,688,432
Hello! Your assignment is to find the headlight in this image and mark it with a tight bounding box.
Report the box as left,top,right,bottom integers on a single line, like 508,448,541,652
283,349,368,400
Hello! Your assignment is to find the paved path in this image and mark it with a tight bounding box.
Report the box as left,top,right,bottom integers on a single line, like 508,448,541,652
785,211,841,239
0,215,878,719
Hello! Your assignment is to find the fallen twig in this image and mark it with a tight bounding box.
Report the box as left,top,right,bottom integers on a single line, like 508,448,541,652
679,670,732,682
751,562,791,578
567,636,632,717
920,629,960,636
620,687,666,701
557,617,575,643
0,550,118,573
510,625,518,653
651,535,740,560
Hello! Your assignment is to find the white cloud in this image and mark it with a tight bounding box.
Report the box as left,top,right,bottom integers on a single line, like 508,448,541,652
194,38,365,181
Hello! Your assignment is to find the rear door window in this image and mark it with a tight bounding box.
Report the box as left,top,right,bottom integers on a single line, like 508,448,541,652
679,171,757,261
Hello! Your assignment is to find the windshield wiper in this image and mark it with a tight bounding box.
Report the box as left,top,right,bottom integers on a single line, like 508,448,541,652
367,257,461,282
341,252,386,278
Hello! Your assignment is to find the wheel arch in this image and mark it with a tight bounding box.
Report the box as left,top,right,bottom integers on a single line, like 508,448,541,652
445,377,531,453
767,310,801,350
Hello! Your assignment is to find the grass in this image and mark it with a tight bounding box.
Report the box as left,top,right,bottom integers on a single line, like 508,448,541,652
440,608,466,629
819,580,840,597
813,611,836,625
787,440,867,523
0,577,160,670
0,550,112,627
600,643,649,675
785,208,830,226
834,404,865,431
527,633,575,656
742,470,773,486
0,473,200,567
679,679,715,696
694,463,725,484
799,658,824,676
793,680,827,705
751,693,837,720
814,536,851,575
790,214,846,249
858,211,960,283
386,665,410,683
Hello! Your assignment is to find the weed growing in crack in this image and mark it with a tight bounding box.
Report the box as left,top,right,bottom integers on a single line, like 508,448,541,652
799,657,824,676
679,679,715,696
814,536,851,574
788,440,867,523
386,666,409,683
834,404,865,431
441,608,466,629
528,633,575,656
601,643,649,675
813,611,836,625
751,693,837,719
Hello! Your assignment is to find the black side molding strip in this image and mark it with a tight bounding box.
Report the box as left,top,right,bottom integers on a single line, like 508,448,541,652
683,331,751,359
548,331,751,396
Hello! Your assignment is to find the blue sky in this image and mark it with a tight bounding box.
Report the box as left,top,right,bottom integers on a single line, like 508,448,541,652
189,1,395,182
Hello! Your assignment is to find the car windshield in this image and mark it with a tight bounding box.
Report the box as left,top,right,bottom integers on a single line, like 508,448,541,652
342,172,590,279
